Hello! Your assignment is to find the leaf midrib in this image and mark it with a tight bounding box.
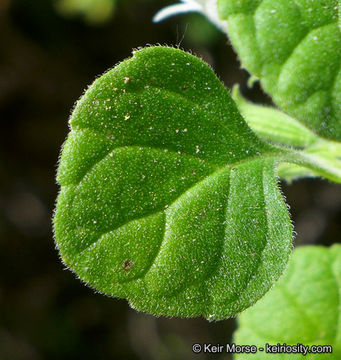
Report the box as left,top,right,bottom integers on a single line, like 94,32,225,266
73,149,280,278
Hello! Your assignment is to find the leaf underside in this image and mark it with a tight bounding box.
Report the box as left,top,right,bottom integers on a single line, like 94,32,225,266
234,245,341,359
54,46,292,320
218,0,341,141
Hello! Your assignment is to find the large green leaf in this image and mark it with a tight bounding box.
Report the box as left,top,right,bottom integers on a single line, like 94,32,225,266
218,0,341,141
234,245,341,359
54,46,293,320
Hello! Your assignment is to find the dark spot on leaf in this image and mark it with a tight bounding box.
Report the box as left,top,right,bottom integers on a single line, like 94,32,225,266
122,259,134,272
106,132,114,140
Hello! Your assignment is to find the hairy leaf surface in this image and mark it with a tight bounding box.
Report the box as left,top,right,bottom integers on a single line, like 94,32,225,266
54,46,292,320
218,0,341,141
234,245,341,359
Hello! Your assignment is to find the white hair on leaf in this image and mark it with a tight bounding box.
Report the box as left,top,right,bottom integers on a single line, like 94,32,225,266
153,0,227,32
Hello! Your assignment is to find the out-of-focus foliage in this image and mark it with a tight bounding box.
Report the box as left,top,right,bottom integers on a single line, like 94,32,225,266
234,245,341,359
55,0,117,24
55,0,160,24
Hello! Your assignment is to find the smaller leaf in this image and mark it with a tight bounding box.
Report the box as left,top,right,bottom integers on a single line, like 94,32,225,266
234,245,341,359
218,0,341,141
233,87,341,184
232,86,318,148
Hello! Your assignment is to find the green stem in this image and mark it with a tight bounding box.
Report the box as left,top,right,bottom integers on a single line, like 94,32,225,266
275,146,341,183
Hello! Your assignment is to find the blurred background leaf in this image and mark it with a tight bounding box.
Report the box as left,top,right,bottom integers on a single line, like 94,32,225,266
55,0,117,24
